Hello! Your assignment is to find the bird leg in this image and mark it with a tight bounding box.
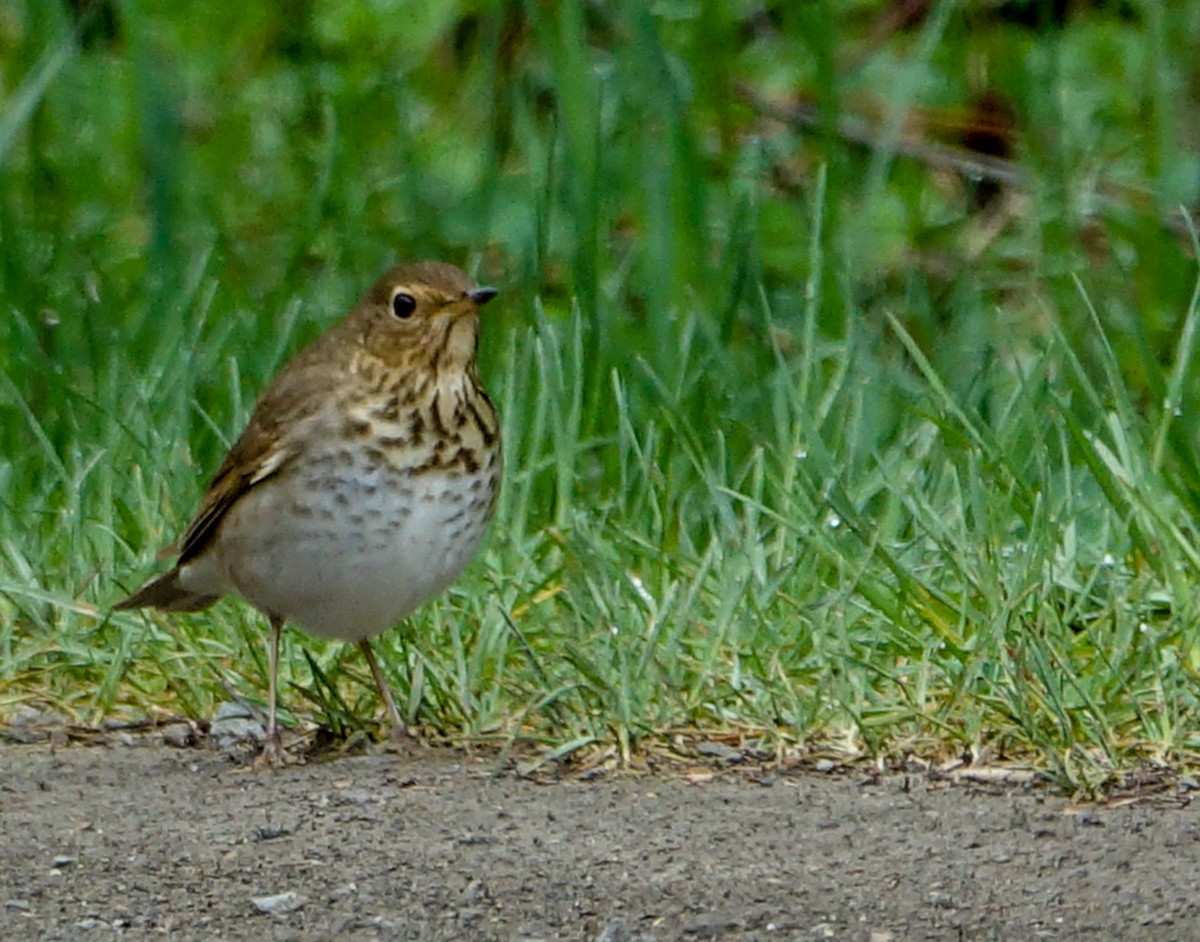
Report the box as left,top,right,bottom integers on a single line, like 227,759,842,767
357,638,409,742
262,614,285,764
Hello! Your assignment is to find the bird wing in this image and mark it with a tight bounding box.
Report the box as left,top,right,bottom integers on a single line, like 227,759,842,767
172,347,343,565
174,433,295,564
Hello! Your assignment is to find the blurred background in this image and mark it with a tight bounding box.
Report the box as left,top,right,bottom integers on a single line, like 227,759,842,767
3,0,1200,787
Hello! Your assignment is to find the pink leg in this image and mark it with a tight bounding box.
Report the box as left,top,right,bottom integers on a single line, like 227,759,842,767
357,639,408,740
262,614,285,764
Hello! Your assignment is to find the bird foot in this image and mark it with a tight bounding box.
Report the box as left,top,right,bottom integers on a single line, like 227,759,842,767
254,730,296,768
382,722,422,755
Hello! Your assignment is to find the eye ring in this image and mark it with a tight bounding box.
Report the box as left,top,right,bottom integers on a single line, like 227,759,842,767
391,291,416,320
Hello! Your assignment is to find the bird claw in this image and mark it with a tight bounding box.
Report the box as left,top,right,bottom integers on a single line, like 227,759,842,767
382,722,421,755
255,730,292,768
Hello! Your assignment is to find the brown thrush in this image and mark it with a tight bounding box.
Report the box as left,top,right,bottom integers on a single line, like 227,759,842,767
117,260,501,760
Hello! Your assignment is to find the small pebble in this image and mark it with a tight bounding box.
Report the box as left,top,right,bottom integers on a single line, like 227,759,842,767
214,701,255,722
252,891,304,915
596,918,630,942
102,716,144,731
161,723,195,748
697,742,743,763
12,706,68,728
211,702,265,745
594,918,657,942
0,727,43,744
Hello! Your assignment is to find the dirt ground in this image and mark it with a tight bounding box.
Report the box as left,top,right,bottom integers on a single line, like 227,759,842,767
2,736,1200,942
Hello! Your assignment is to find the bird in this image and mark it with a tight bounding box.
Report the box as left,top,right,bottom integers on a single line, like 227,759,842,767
116,260,502,762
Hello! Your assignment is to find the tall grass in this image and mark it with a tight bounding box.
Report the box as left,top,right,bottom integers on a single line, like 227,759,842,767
2,1,1200,792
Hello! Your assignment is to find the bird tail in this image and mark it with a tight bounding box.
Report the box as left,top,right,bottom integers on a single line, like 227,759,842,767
115,569,219,613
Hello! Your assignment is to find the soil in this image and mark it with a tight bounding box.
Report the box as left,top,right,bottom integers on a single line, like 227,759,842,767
2,736,1199,942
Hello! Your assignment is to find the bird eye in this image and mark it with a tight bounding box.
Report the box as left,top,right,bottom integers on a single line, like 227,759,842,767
391,291,416,319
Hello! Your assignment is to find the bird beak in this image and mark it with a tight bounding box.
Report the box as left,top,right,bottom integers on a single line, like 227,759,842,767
467,287,498,307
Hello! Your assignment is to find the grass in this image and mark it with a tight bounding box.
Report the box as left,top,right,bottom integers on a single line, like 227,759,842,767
3,1,1200,794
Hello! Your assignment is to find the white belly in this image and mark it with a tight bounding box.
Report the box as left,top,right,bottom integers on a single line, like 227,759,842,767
182,461,495,642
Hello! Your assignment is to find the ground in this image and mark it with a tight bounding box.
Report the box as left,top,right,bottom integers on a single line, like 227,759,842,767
2,736,1199,941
